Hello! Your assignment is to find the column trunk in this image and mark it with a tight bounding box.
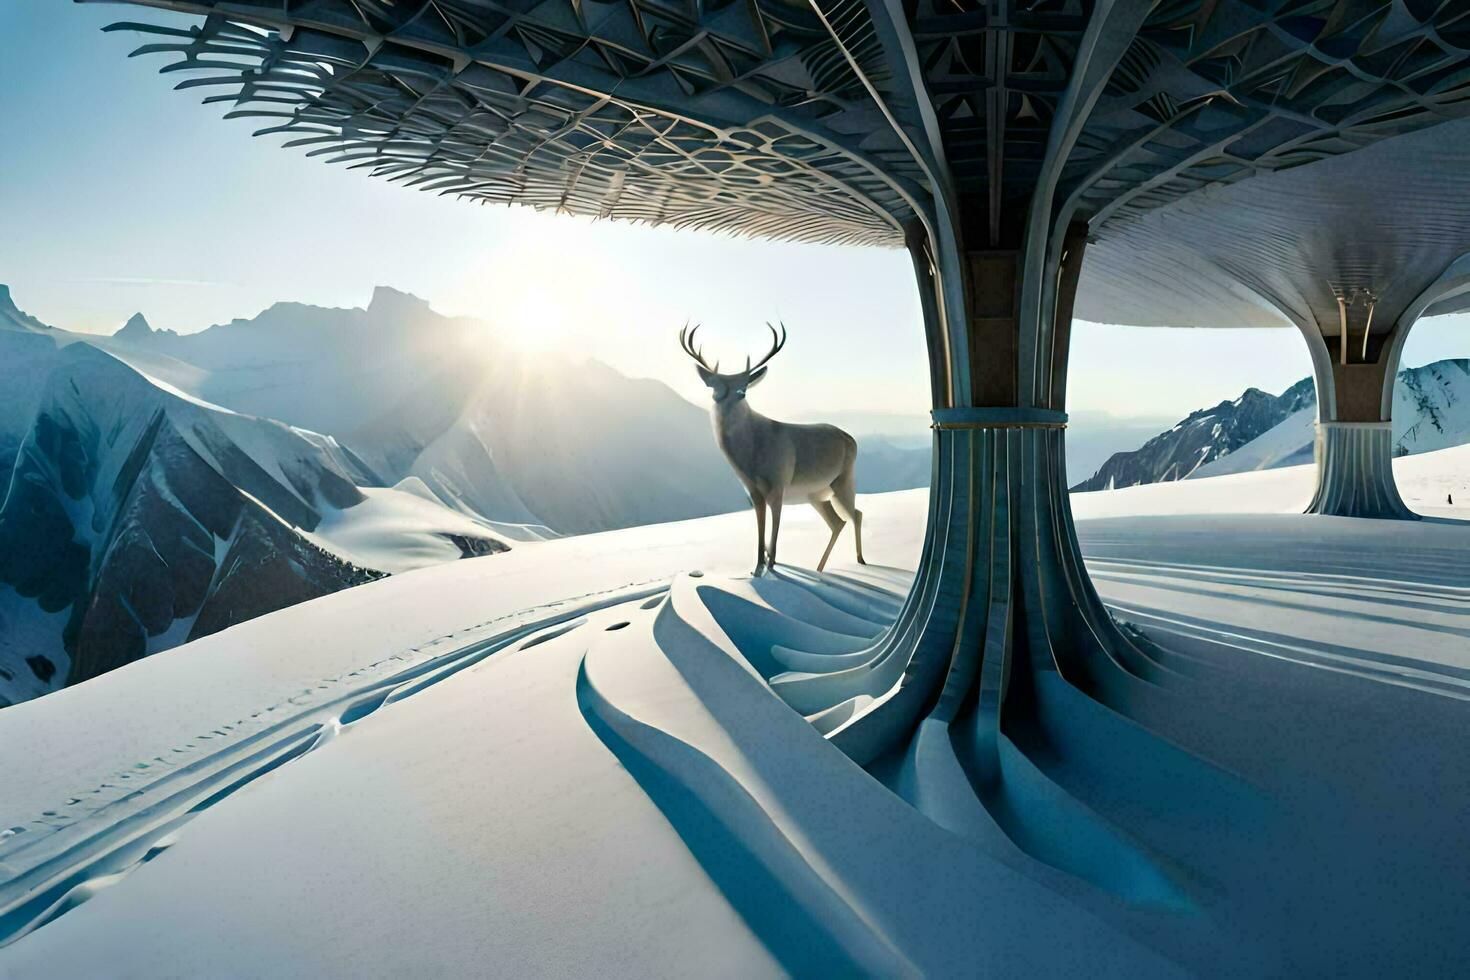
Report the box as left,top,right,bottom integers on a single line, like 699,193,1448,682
823,220,1179,867
1306,342,1416,520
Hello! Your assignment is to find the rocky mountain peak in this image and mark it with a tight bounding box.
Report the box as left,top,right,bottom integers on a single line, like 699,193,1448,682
115,312,154,339
1073,380,1314,492
114,311,182,343
368,285,431,317
1278,377,1318,413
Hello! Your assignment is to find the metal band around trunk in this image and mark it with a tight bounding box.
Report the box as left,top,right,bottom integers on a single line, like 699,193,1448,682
931,407,1068,430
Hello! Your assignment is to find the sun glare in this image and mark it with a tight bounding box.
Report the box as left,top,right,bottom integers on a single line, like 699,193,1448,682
440,210,624,358
502,288,575,354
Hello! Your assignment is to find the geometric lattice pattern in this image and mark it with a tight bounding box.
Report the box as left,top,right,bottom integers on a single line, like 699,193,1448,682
907,0,1091,241
94,1,1470,252
95,0,929,246
1067,0,1470,228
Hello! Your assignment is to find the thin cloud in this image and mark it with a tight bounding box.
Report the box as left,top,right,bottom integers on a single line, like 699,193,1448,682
59,277,234,288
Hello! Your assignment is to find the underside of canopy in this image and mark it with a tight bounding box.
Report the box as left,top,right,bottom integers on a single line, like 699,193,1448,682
90,0,1470,330
94,0,931,246
1078,116,1470,331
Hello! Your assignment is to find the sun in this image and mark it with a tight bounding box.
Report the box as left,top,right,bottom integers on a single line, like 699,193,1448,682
445,212,624,357
500,288,576,354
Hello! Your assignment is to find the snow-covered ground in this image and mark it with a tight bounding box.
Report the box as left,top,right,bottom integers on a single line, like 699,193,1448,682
0,494,926,975
1,452,1468,975
0,497,928,852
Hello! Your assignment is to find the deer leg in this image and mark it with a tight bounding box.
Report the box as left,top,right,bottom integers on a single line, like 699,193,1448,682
767,490,785,570
831,470,865,565
812,499,845,572
750,491,767,576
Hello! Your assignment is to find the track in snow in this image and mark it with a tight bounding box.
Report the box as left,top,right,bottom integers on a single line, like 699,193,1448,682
0,583,666,947
1079,514,1470,698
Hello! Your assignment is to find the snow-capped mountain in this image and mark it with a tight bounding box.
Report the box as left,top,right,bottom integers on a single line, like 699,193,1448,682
0,343,513,708
0,290,210,498
1194,358,1470,480
1075,360,1470,491
1071,379,1315,491
352,351,931,534
112,311,178,345
104,287,475,438
106,286,931,533
344,345,750,534
1395,359,1470,454
0,331,59,500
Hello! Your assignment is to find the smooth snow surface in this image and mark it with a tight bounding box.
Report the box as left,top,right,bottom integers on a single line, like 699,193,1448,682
2,472,1468,976
0,495,927,841
0,493,925,976
389,475,555,542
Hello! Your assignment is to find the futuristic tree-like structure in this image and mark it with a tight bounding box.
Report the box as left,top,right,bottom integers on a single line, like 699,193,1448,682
94,0,1470,911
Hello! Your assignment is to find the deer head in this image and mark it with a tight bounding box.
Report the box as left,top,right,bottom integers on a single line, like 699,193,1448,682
679,321,787,403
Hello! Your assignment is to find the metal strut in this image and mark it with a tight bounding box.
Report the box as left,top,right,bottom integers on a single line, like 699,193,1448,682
1360,294,1377,362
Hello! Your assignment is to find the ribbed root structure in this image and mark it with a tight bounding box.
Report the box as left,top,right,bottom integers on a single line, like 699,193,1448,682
797,419,1187,892
1307,422,1417,520
829,420,1174,754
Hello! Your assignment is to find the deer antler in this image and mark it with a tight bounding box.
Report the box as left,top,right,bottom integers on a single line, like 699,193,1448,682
678,321,718,372
748,321,787,373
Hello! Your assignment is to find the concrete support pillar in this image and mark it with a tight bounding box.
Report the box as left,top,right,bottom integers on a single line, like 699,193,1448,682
1304,326,1416,520
1300,250,1470,520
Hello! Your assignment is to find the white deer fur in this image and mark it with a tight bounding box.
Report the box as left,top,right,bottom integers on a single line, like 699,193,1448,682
681,323,865,575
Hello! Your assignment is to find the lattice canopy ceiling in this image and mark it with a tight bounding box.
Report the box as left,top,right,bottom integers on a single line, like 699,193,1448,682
1065,0,1470,230
90,1,1470,328
94,0,933,246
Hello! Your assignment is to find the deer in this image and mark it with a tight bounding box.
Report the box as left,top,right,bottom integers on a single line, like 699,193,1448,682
680,322,865,576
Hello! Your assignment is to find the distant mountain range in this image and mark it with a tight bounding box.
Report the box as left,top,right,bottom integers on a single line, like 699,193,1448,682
77,286,931,528
1071,359,1470,492
0,284,931,705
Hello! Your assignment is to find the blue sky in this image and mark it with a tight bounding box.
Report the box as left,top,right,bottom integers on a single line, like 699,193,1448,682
2,0,1463,423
